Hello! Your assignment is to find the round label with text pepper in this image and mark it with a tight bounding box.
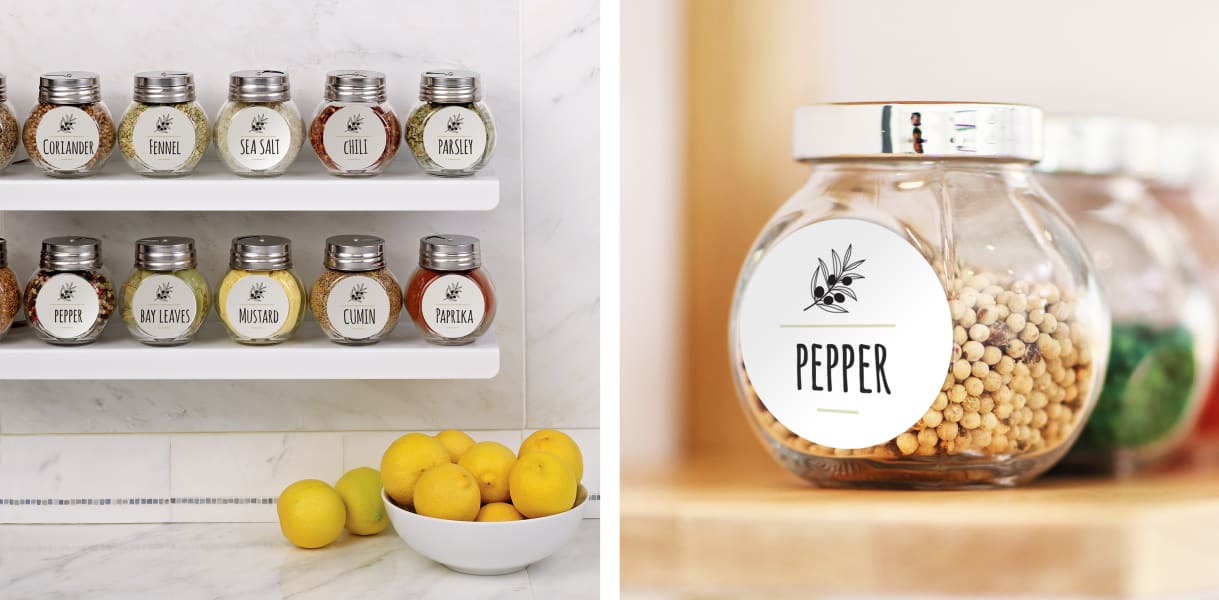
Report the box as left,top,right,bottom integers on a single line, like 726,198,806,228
737,218,953,449
224,274,291,339
422,274,485,339
422,106,486,170
130,274,197,339
35,106,101,170
35,273,100,339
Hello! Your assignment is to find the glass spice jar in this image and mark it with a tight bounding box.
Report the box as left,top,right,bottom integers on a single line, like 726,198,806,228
310,70,401,177
120,237,211,346
1038,117,1218,473
310,235,403,344
730,102,1111,489
405,70,496,177
214,70,304,177
118,71,211,177
23,72,115,177
0,74,18,172
217,235,305,345
24,236,116,345
406,234,496,345
0,239,18,341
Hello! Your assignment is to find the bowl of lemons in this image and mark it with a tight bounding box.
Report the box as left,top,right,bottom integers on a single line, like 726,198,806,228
380,429,589,575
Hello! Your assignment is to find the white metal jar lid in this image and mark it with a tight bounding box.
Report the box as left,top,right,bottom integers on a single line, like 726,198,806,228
793,102,1043,162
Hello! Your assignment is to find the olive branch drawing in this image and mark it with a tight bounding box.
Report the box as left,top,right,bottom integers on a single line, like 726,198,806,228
250,114,269,133
444,281,462,301
155,114,174,133
248,282,267,301
446,113,464,133
58,281,77,301
58,114,76,133
803,244,865,314
346,113,364,133
154,281,174,301
349,283,367,302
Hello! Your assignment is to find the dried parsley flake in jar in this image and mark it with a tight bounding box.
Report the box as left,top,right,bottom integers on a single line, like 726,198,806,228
215,70,304,177
310,235,402,344
217,235,305,345
121,237,211,346
118,72,211,177
310,70,401,176
405,70,495,177
24,236,116,345
23,72,116,177
0,74,18,172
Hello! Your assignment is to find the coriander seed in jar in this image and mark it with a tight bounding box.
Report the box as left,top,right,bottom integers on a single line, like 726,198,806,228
730,102,1111,488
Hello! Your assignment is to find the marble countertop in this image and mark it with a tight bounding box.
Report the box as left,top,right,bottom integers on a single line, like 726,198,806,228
0,520,599,599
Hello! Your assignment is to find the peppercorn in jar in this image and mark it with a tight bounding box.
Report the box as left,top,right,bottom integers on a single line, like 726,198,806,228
730,102,1111,488
24,236,116,345
1038,117,1217,474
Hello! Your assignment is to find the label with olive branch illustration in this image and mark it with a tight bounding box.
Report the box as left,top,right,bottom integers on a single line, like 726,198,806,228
225,274,291,338
133,106,196,169
422,274,486,339
35,273,101,339
131,275,197,338
326,276,391,340
735,218,953,449
34,106,101,170
422,105,486,170
322,106,387,171
226,106,291,169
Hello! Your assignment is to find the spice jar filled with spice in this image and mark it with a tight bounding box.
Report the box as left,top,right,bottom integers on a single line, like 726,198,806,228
23,72,115,177
120,237,211,346
730,103,1111,489
1038,117,1217,473
215,70,304,177
217,235,305,344
118,72,211,177
0,74,18,172
310,70,401,176
406,234,496,345
405,70,495,177
310,235,402,344
24,236,116,345
0,239,19,341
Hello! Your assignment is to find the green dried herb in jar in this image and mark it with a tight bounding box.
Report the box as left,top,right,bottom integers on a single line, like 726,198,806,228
118,72,211,177
405,70,495,177
121,237,211,346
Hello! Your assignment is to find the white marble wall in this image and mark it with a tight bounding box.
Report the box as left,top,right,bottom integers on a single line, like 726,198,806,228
0,0,600,522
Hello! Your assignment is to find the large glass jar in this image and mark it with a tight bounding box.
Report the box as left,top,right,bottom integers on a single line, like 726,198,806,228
217,235,305,345
0,74,18,172
0,239,18,340
214,70,304,177
310,235,402,344
120,237,211,346
118,71,211,177
729,103,1111,489
310,70,401,177
405,70,495,177
24,237,116,345
405,234,496,345
23,72,115,178
1038,117,1217,473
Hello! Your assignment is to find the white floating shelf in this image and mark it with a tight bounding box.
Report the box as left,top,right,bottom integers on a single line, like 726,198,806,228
0,158,499,212
0,321,500,380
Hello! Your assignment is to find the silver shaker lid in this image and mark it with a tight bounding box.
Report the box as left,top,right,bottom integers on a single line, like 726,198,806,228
39,71,102,105
419,70,481,103
325,70,387,103
325,234,386,271
230,235,292,270
41,236,103,270
134,71,196,104
135,236,196,271
419,234,481,271
229,70,291,103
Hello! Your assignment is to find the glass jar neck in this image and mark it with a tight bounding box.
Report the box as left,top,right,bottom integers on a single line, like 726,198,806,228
804,157,1035,174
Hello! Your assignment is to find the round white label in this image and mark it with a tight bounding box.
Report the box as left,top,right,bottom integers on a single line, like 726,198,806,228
132,106,196,170
422,274,486,339
35,106,101,170
130,274,198,339
226,106,292,171
422,106,486,170
325,275,391,340
737,218,953,449
224,274,291,339
322,106,388,171
35,273,101,339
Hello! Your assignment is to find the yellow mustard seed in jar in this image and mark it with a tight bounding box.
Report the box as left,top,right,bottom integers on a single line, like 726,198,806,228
217,235,305,344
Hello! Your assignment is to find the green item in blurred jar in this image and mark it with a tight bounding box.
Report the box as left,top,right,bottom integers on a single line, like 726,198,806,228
121,237,210,346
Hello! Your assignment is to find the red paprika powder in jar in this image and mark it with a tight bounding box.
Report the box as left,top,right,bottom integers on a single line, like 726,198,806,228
406,234,496,345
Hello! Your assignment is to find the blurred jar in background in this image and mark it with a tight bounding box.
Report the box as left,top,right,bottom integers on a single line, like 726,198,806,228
730,102,1110,489
1038,117,1218,474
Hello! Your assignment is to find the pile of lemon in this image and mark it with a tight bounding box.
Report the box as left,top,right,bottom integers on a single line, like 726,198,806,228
382,429,584,522
276,429,584,549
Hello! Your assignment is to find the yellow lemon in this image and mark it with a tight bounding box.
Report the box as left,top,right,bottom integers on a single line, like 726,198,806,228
277,479,346,549
519,429,584,482
414,463,481,521
457,441,516,504
380,433,450,509
334,467,388,536
476,502,524,522
508,452,577,518
434,429,477,462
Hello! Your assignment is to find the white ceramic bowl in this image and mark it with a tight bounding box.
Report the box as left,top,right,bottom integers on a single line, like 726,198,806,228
383,485,589,575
